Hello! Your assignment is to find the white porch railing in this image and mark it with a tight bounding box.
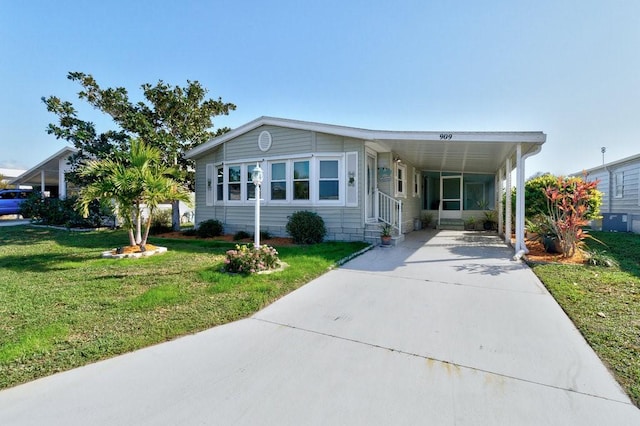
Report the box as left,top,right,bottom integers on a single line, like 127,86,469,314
376,189,402,235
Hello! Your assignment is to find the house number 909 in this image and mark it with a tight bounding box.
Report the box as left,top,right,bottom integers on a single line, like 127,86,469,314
440,133,453,140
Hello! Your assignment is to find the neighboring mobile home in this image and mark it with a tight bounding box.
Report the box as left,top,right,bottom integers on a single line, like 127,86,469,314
185,117,546,250
578,153,640,233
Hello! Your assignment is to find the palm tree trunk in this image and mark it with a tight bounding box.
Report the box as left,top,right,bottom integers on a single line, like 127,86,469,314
134,203,142,245
171,200,181,231
141,209,153,246
128,228,136,247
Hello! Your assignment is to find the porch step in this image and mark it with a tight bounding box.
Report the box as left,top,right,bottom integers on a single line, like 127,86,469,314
438,219,465,231
364,222,405,246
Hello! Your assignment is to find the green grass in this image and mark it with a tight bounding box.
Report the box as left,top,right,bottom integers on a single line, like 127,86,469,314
529,231,640,406
0,226,368,390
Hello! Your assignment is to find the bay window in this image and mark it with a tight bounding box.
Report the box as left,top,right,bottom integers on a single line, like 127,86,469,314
211,155,347,206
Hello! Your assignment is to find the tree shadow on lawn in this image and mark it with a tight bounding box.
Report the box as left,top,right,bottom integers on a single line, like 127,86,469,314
0,252,90,273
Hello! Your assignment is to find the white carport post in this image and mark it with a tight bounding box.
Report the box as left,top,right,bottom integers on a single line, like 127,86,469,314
515,144,526,253
40,170,46,199
498,167,504,238
504,157,512,245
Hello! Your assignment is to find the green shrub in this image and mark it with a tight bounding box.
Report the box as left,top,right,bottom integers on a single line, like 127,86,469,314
584,249,619,268
19,193,111,228
223,244,280,274
286,210,326,244
525,174,602,220
253,230,272,240
197,219,224,238
181,228,197,236
233,231,251,241
149,209,172,235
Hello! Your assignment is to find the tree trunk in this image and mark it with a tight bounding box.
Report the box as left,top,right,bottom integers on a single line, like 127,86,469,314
134,204,142,245
171,200,181,231
141,209,153,246
128,227,136,247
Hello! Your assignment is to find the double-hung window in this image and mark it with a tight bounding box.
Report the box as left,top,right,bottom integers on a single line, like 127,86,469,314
293,160,310,200
246,164,257,200
395,163,407,197
228,165,241,201
216,166,224,202
614,171,623,198
270,162,287,201
319,159,339,200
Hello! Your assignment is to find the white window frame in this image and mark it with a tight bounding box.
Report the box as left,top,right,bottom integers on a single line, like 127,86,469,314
268,160,289,204
215,165,224,203
614,171,623,198
315,156,343,205
395,162,407,198
225,164,244,203
413,168,421,198
213,154,346,206
205,163,214,206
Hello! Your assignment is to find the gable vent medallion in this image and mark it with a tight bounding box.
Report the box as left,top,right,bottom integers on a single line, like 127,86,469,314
258,131,272,152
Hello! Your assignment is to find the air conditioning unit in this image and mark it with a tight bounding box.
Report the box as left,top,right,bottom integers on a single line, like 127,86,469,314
601,213,629,232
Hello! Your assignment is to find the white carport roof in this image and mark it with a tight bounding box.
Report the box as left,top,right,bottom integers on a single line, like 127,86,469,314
9,146,77,186
185,116,546,174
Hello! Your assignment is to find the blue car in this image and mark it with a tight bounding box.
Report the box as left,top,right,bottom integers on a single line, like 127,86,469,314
0,189,34,216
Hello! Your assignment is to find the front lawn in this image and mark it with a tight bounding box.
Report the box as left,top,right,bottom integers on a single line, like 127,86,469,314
530,231,640,406
0,226,368,390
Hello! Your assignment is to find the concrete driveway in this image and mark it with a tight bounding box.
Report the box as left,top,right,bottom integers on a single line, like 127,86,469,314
0,230,638,425
0,218,30,226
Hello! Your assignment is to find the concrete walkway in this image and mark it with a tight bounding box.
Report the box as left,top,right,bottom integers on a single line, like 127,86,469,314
1,230,638,425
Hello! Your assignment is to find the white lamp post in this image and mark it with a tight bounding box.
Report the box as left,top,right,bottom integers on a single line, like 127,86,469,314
251,163,264,248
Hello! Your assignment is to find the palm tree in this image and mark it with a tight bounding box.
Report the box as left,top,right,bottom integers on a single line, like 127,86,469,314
77,139,191,248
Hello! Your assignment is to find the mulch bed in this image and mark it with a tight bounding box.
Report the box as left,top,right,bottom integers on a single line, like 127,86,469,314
524,239,586,265
153,231,296,247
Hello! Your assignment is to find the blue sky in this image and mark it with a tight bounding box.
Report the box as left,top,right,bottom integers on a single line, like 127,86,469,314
1,0,638,176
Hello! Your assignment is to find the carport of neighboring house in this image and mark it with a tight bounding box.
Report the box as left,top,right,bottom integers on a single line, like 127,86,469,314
9,146,77,199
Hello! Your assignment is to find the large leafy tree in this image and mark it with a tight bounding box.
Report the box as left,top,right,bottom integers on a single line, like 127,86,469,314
77,140,191,248
43,72,236,230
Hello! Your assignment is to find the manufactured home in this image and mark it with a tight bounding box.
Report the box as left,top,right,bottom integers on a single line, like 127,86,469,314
185,117,546,251
578,153,640,233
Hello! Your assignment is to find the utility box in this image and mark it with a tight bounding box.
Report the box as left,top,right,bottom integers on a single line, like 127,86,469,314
602,213,629,232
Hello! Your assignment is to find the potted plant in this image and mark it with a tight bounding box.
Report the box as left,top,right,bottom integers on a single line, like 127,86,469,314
380,223,393,246
421,212,433,229
483,210,497,231
464,217,477,231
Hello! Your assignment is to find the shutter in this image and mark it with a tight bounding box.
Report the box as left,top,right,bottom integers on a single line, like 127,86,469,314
206,164,214,206
345,152,358,207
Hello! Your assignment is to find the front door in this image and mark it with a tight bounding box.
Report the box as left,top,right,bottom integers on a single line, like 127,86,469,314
366,152,377,222
440,176,462,219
